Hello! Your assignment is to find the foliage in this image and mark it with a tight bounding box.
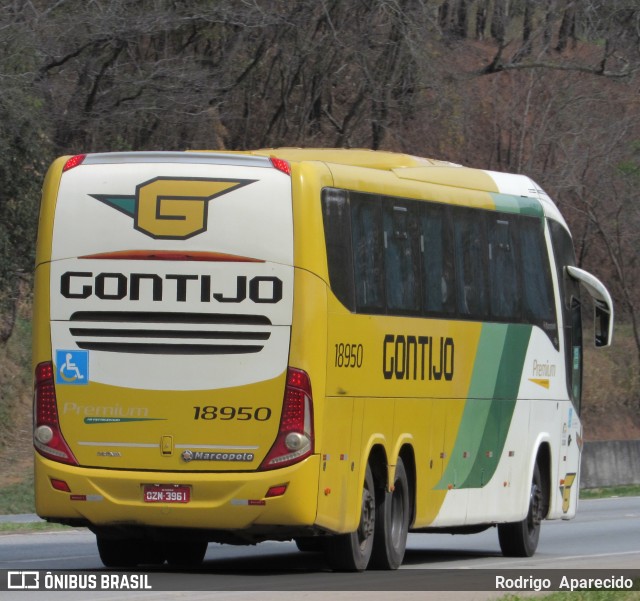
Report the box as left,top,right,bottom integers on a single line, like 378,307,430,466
0,0,638,370
0,315,32,453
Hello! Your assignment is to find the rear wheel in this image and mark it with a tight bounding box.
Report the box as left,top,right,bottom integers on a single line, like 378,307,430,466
165,540,208,567
97,537,143,568
498,463,543,557
370,457,410,569
323,464,376,571
294,537,322,553
97,536,167,567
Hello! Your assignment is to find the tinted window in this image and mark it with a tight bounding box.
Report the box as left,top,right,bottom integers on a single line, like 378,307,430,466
321,189,355,310
320,187,558,346
352,197,384,311
421,205,455,314
453,210,487,317
520,218,555,323
549,218,582,402
488,217,520,319
383,204,421,313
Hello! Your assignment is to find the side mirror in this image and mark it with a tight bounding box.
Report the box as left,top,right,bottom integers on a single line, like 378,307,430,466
566,266,614,348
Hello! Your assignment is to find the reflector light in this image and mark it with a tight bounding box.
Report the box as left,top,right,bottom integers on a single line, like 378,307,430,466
34,361,78,466
259,367,314,470
270,156,291,176
265,484,288,498
62,154,86,172
50,479,71,493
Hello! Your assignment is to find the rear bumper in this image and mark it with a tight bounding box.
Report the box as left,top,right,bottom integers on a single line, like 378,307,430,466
35,453,320,533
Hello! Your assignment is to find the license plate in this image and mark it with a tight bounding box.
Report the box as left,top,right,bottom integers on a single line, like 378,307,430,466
143,485,190,504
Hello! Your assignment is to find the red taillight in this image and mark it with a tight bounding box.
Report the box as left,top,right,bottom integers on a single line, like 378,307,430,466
270,156,291,176
259,367,314,470
62,154,86,172
34,361,78,466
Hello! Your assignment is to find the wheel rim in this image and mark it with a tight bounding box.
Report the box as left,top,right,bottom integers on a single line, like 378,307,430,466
527,481,542,535
358,483,375,550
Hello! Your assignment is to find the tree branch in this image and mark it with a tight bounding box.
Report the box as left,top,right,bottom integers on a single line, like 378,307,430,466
479,57,633,79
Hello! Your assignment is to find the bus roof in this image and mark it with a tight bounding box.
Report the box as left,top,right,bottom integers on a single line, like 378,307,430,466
75,147,568,229
247,148,567,228
249,147,456,170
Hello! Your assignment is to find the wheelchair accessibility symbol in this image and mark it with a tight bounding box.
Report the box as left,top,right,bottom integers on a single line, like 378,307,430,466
55,350,89,385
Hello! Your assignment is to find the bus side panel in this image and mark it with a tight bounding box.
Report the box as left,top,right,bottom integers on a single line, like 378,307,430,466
287,268,328,526
33,263,52,369
315,395,358,532
414,399,447,525
33,158,67,370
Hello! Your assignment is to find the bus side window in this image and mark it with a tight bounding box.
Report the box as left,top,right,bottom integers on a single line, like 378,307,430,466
520,218,556,328
321,188,355,311
488,218,520,319
352,197,385,312
383,205,421,313
549,219,583,409
453,209,487,317
421,205,455,314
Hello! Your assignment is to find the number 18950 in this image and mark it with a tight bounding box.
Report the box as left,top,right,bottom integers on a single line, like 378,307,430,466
334,343,364,368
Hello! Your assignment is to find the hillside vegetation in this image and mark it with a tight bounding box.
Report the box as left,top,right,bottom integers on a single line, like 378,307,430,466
1,1,639,467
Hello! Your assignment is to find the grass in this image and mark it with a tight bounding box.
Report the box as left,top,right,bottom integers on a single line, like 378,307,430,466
0,522,75,534
0,314,32,446
580,485,640,500
0,472,79,534
498,591,640,601
0,473,35,514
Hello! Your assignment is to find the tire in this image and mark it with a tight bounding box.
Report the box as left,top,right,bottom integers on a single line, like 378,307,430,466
498,463,544,557
165,540,208,568
370,457,410,570
97,537,141,568
323,464,376,571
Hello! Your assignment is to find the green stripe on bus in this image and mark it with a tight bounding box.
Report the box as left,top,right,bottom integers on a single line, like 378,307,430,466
436,324,507,489
461,324,532,488
436,323,532,490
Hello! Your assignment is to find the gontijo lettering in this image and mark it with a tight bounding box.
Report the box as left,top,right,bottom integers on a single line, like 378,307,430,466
60,272,283,303
383,334,454,381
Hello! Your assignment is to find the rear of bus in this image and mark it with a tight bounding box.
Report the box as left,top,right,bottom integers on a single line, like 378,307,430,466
33,152,319,561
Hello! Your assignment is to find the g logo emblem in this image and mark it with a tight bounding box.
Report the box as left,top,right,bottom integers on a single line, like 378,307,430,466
91,177,255,240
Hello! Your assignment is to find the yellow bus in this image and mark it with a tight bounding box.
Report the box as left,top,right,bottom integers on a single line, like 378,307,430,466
33,148,613,570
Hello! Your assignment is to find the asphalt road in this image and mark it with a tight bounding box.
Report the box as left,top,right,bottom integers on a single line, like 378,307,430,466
0,496,638,599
